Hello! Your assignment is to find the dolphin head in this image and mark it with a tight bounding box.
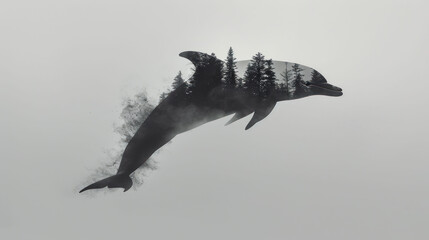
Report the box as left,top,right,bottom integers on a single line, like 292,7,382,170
301,70,343,97
276,68,342,101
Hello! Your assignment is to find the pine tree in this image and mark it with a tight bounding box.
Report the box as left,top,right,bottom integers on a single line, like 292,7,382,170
310,69,324,83
224,47,238,88
160,71,185,102
171,71,184,90
244,52,265,96
280,62,292,94
262,59,276,97
159,91,169,102
291,63,304,96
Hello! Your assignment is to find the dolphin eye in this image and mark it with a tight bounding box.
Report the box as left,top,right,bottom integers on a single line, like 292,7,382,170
304,81,311,86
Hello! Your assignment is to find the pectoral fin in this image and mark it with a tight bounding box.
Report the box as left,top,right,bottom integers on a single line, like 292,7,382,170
245,100,277,130
225,109,254,126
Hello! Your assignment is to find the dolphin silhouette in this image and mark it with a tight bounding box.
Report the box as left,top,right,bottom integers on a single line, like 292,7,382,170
80,51,343,193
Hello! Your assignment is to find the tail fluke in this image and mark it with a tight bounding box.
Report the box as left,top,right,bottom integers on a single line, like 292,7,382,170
79,174,133,193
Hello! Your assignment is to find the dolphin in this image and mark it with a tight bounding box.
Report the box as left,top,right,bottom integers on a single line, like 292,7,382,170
80,51,342,193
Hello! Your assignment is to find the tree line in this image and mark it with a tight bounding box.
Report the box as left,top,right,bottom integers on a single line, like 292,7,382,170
160,47,322,102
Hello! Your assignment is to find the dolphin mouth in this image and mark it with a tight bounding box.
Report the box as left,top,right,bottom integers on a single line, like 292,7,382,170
308,82,343,96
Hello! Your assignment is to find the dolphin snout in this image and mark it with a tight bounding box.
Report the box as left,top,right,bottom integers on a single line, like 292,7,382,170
311,82,343,96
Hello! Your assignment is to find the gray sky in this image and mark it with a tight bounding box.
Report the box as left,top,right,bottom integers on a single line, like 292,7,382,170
1,0,428,239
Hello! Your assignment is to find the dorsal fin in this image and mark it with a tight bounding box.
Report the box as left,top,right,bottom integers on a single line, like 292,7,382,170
179,51,221,67
179,51,224,91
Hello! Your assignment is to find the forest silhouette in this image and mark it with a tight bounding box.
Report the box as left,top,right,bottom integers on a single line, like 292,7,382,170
161,47,327,103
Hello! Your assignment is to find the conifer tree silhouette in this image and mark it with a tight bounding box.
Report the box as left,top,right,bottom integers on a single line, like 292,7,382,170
291,63,305,96
244,52,266,96
171,71,184,90
280,62,292,95
262,59,276,97
224,47,238,88
311,69,324,83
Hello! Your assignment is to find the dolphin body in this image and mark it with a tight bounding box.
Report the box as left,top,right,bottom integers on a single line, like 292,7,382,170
80,51,343,193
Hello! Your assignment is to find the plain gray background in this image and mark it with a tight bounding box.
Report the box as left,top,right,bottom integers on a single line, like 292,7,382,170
1,0,428,239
